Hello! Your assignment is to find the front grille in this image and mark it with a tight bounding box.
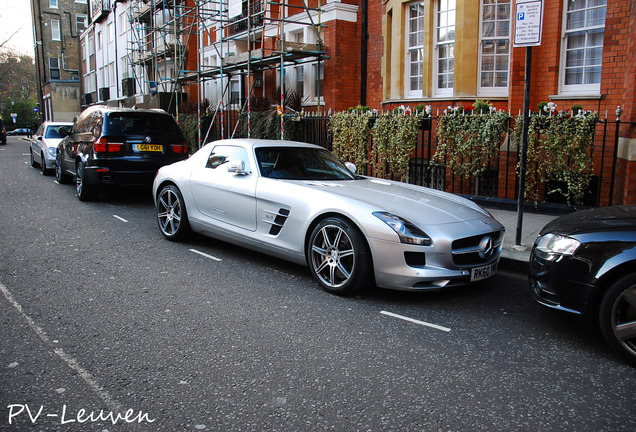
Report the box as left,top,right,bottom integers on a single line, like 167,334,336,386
452,231,503,266
404,252,426,268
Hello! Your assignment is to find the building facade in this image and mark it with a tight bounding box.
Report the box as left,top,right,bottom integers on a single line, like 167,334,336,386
31,0,89,121
370,0,635,205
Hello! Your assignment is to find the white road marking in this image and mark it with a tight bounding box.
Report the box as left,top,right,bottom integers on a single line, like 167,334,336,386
380,310,451,332
113,215,128,223
189,248,222,262
0,281,122,412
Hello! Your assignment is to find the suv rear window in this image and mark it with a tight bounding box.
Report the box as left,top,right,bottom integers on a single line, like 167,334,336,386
104,112,181,136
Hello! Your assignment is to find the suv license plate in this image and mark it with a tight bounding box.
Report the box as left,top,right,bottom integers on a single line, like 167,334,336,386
470,262,497,282
133,144,162,152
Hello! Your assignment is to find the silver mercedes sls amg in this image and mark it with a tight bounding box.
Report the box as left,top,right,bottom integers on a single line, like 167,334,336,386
153,139,505,295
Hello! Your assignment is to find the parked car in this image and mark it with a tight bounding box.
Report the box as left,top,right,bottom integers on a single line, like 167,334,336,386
7,128,32,136
529,205,636,365
56,105,190,201
0,118,5,145
153,139,505,295
30,122,73,175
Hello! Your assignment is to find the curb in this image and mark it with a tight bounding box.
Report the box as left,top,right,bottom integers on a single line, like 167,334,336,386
499,247,530,274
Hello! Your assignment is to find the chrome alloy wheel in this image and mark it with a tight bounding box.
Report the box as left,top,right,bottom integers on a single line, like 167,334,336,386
157,188,183,237
310,224,356,289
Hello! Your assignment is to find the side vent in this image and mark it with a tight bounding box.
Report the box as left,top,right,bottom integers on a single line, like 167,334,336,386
265,208,291,235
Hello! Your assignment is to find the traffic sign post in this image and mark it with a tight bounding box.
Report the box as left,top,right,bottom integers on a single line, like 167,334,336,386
513,0,544,245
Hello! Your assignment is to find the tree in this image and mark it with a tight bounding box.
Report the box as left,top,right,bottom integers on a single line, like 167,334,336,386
0,49,37,127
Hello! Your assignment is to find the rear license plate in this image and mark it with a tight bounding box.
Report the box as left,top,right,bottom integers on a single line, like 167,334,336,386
133,144,162,152
470,262,497,282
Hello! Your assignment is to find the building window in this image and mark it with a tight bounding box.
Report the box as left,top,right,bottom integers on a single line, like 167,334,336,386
97,31,103,50
50,0,59,8
479,0,511,96
88,36,95,56
76,14,88,33
406,2,425,97
313,63,324,100
229,76,241,105
560,0,606,95
51,20,61,41
49,57,60,80
295,66,304,99
434,0,455,96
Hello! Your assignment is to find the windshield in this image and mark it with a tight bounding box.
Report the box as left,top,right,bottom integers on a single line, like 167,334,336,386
44,125,68,139
104,112,182,135
255,147,357,181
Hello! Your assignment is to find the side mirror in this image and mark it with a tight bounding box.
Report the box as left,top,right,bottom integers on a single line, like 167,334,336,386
228,160,248,175
58,126,69,137
345,162,357,174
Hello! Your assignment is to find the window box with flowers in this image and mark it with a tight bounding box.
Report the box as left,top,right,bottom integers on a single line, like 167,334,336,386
432,100,510,180
513,102,600,206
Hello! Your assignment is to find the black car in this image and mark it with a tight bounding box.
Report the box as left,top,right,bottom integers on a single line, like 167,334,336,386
56,105,190,201
529,205,636,365
0,118,6,145
7,127,33,136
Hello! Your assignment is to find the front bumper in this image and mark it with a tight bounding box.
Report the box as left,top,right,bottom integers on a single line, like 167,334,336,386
528,249,596,315
368,235,501,291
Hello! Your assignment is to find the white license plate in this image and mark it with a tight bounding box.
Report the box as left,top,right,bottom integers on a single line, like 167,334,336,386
470,262,497,282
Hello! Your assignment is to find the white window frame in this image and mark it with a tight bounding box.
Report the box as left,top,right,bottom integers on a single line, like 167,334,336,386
76,14,88,34
405,2,425,98
434,0,455,97
50,0,59,8
478,0,511,97
51,20,61,41
559,0,606,96
49,57,60,80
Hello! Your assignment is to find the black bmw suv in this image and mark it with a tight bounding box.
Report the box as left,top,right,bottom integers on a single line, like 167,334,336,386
56,106,189,201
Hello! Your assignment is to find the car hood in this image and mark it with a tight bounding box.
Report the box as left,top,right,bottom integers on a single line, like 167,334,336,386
301,177,495,226
42,137,64,148
540,205,636,236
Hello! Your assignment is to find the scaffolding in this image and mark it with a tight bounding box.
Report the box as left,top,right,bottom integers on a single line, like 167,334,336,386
125,0,328,144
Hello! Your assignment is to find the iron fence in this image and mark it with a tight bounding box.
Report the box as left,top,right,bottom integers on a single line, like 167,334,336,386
201,110,633,208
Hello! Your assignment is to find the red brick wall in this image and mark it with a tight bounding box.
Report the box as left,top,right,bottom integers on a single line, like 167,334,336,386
322,19,361,112
366,0,385,109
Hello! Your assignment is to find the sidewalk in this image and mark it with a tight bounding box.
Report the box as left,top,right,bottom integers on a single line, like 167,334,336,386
485,207,560,273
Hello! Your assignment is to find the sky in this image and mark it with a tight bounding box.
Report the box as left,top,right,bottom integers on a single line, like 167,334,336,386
0,0,35,56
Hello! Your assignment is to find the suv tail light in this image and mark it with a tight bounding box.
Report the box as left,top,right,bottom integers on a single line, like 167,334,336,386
171,141,189,154
94,137,123,153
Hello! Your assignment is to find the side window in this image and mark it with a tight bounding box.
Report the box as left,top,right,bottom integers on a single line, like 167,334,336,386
206,145,251,172
73,112,91,133
36,125,45,136
205,146,250,170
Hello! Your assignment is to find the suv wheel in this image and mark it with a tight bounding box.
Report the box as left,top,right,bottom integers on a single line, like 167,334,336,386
76,161,98,201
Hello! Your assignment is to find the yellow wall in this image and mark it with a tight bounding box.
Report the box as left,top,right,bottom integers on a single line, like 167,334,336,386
382,0,480,101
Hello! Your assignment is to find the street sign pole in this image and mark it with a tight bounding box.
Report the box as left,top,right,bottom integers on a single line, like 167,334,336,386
513,0,543,246
516,46,532,246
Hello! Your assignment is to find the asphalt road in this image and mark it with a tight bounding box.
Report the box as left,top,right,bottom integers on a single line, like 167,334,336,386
1,136,635,431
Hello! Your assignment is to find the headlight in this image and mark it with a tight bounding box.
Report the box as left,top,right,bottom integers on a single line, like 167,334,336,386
47,147,57,157
534,233,580,261
373,212,431,246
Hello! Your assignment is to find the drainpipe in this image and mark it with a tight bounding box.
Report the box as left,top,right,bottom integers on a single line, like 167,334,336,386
360,0,368,107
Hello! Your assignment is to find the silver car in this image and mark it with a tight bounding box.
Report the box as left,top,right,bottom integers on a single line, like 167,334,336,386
30,121,73,175
153,139,505,295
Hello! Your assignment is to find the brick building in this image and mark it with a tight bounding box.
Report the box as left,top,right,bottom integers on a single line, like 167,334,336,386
30,0,88,121
368,0,635,205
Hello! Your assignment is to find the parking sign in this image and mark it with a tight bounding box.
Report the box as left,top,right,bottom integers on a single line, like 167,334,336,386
514,0,544,47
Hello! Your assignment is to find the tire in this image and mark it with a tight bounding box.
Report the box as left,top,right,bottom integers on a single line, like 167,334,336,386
308,217,372,295
55,152,73,184
157,184,191,241
76,161,98,201
599,273,636,366
30,147,40,168
41,152,51,175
